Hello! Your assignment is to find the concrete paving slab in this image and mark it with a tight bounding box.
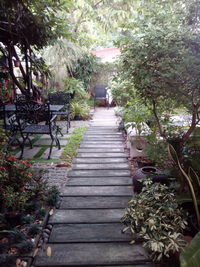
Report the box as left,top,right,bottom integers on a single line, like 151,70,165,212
84,137,123,141
85,134,122,138
73,158,128,164
49,223,132,243
41,147,64,159
60,196,131,209
15,147,41,159
77,148,124,153
34,139,68,146
33,243,148,266
61,186,132,196
80,144,124,148
49,209,125,224
81,141,123,145
67,177,132,186
68,169,131,177
40,134,70,139
73,163,130,170
77,153,128,158
86,132,121,135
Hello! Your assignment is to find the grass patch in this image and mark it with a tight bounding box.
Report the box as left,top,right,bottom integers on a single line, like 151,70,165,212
61,126,88,163
33,147,47,159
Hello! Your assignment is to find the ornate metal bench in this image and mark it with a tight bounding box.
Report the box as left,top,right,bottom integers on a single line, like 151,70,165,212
48,92,71,134
15,100,60,159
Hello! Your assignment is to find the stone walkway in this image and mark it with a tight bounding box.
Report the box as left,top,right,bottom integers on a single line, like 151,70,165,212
33,108,153,267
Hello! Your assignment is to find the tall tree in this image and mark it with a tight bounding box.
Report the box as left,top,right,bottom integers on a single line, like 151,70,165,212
118,0,200,152
65,0,137,48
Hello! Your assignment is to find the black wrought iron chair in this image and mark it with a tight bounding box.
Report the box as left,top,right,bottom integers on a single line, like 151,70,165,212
15,100,60,159
93,85,109,108
0,101,22,156
48,92,71,134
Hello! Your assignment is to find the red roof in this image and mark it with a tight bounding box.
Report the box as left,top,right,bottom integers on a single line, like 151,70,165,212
91,47,120,62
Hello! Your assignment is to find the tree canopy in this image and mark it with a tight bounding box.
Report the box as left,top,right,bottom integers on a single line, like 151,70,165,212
0,0,72,97
117,0,200,148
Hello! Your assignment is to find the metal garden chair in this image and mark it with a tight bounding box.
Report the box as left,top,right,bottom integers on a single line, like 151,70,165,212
93,85,109,108
48,92,71,134
0,101,22,156
15,100,60,159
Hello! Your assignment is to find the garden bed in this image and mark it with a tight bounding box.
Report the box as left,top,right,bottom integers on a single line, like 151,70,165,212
0,156,59,267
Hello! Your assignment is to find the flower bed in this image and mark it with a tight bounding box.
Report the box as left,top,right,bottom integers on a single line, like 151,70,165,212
0,155,59,267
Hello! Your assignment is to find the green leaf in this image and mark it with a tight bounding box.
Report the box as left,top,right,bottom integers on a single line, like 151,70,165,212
180,232,200,267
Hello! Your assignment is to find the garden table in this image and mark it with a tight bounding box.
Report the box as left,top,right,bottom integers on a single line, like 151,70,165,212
3,104,64,112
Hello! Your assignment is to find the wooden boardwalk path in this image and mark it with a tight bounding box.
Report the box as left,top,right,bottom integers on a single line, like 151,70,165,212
33,108,153,267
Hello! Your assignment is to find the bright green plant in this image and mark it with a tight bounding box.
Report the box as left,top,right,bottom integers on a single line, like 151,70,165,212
180,231,200,267
70,102,91,120
61,126,87,163
63,77,90,101
122,179,187,262
110,77,135,106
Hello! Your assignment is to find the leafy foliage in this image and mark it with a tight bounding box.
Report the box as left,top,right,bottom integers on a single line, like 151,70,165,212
168,144,200,227
71,53,99,90
122,179,187,262
117,0,200,149
0,0,72,97
180,231,200,267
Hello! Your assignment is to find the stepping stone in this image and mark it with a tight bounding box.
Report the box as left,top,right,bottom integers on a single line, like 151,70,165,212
33,243,149,266
60,196,131,209
86,132,121,135
67,177,132,186
85,134,122,138
49,223,132,243
73,158,128,164
60,186,132,196
77,153,128,158
40,134,70,139
34,139,68,146
80,144,124,148
68,169,131,177
15,147,41,159
84,137,123,141
73,163,130,170
81,141,123,145
77,148,124,153
49,209,125,224
41,147,64,159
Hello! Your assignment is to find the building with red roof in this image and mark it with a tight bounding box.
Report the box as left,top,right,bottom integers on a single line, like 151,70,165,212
91,47,120,62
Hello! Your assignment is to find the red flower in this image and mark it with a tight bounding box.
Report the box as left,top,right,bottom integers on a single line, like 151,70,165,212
21,186,26,191
27,173,32,177
7,156,17,161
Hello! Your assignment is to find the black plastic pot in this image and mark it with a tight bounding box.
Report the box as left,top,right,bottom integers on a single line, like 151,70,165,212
133,166,169,193
136,160,155,168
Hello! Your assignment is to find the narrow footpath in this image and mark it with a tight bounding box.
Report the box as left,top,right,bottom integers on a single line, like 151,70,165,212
34,108,152,266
